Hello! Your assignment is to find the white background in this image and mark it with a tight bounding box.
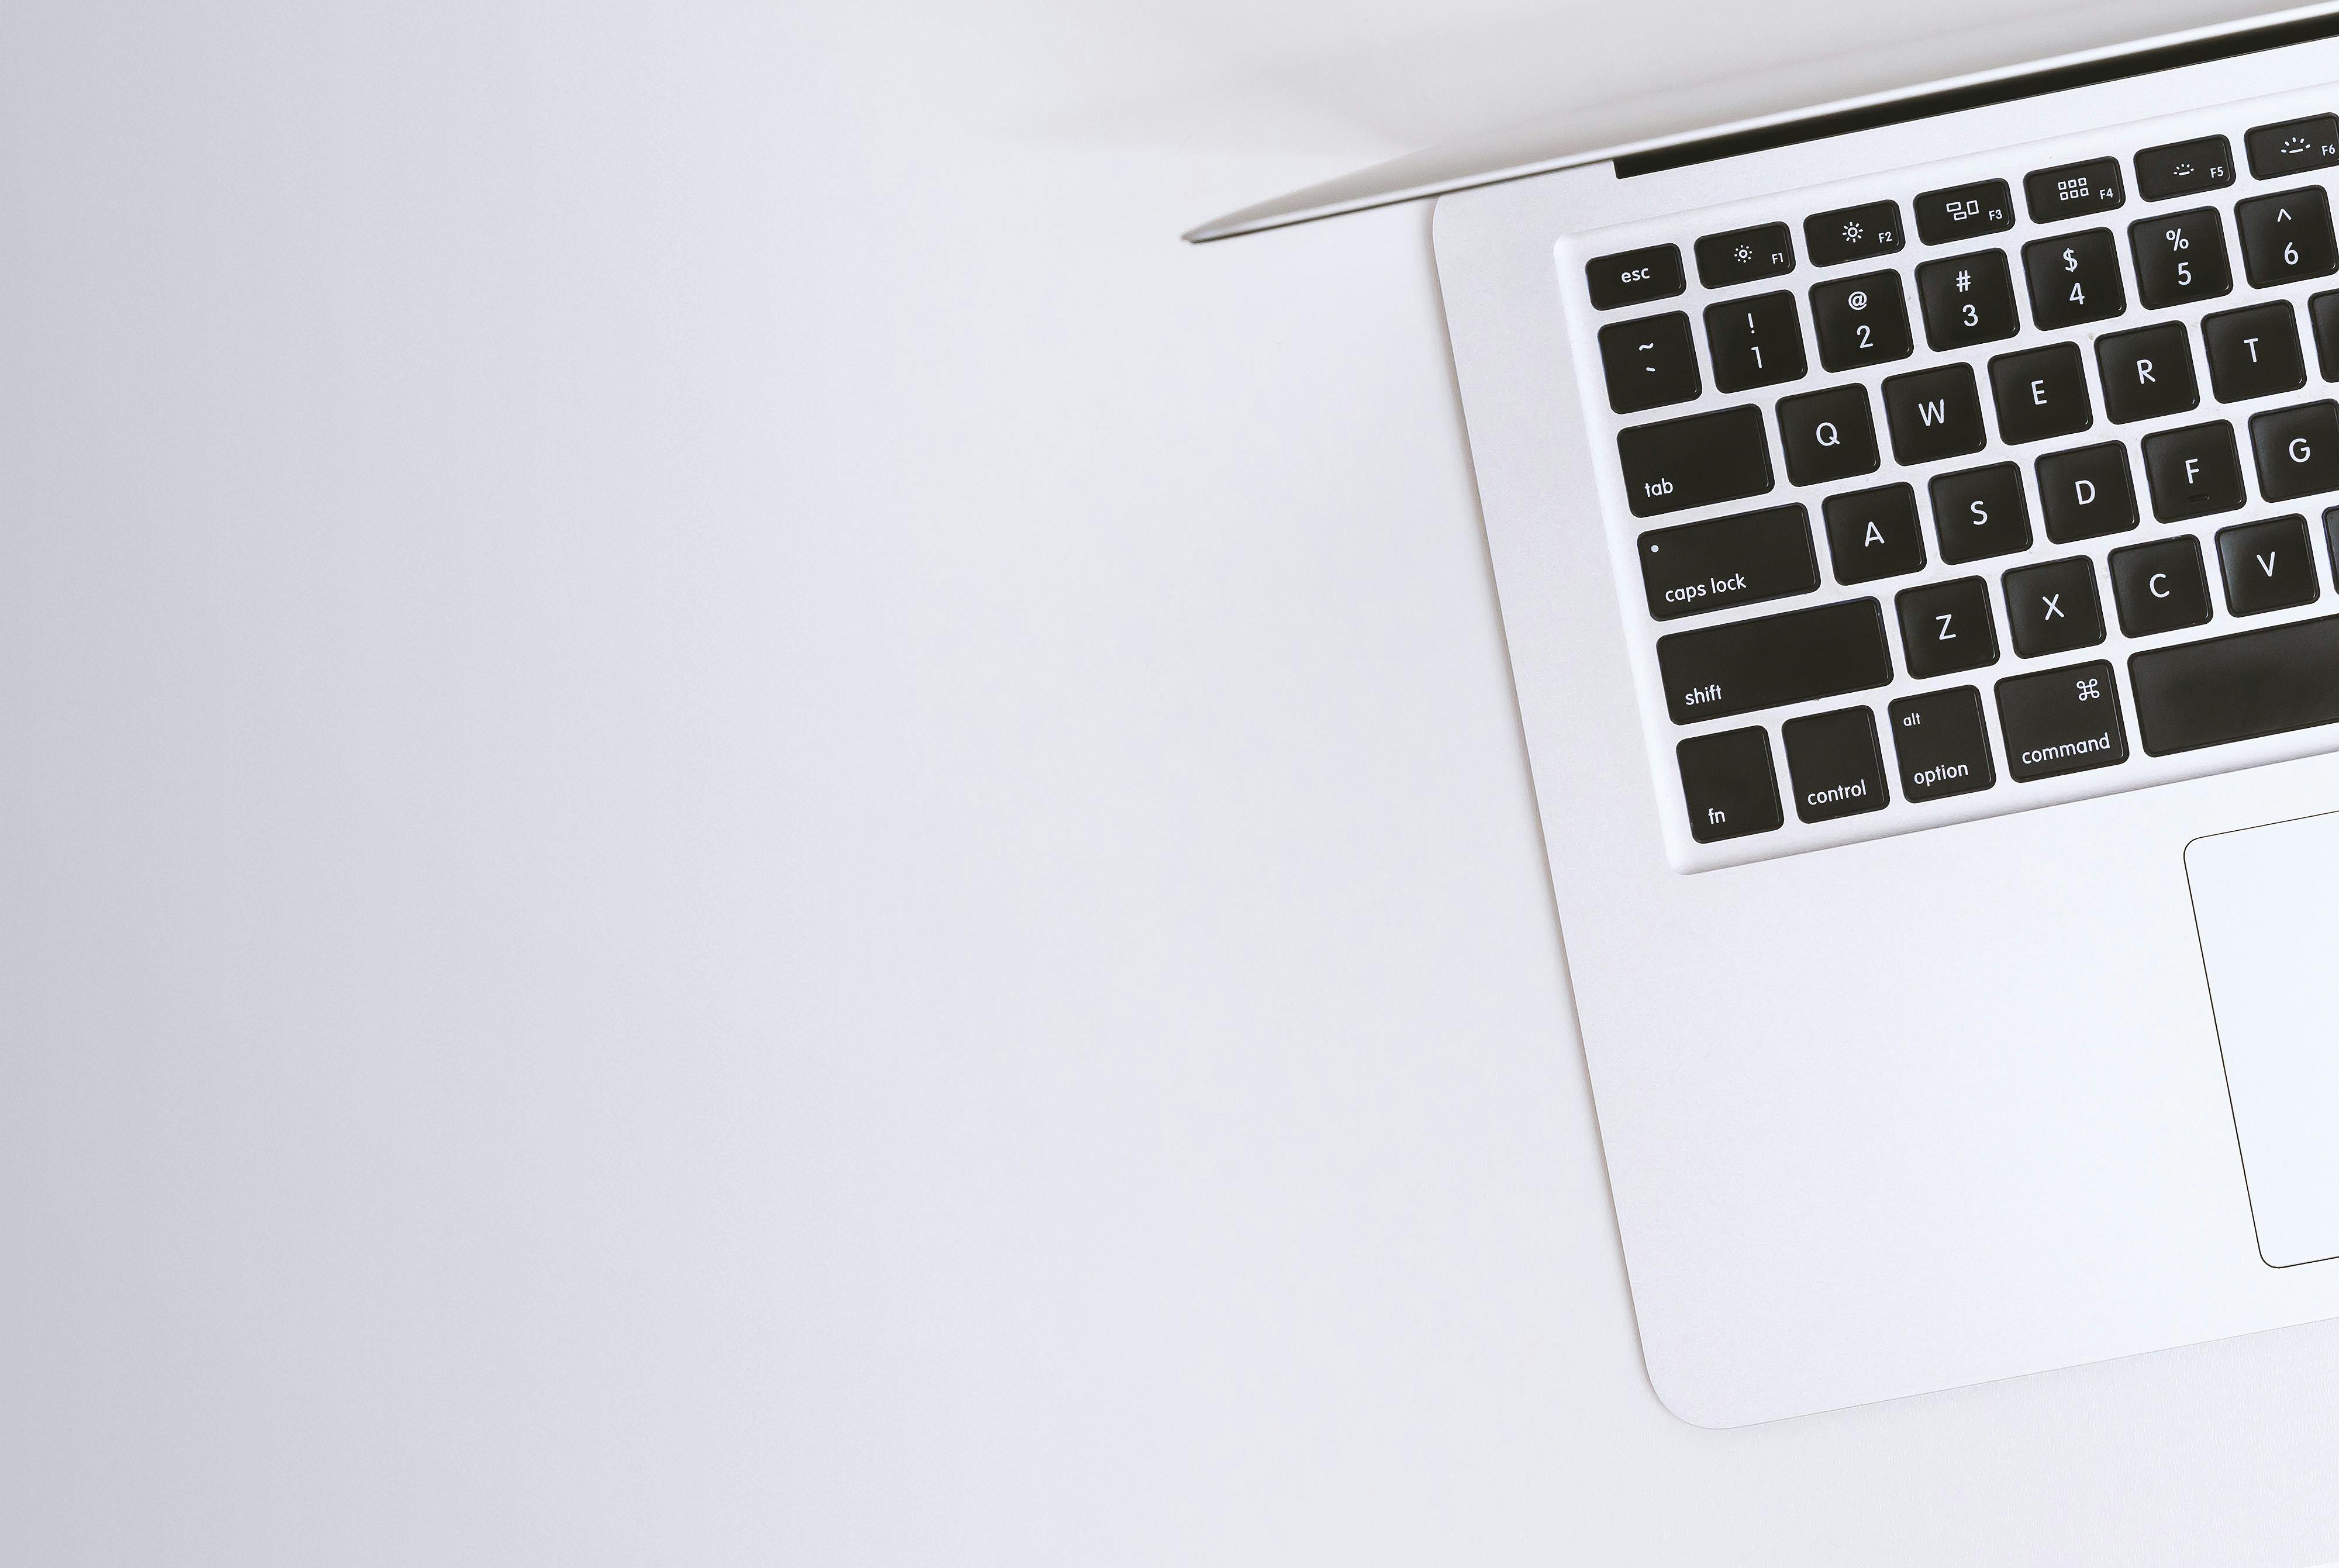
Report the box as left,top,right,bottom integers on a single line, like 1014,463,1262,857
7,0,2339,1562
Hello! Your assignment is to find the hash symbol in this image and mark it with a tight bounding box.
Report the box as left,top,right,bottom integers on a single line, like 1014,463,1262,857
1954,268,1971,292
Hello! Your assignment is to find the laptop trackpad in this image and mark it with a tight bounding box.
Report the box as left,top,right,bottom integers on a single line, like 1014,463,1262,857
2189,813,2339,1267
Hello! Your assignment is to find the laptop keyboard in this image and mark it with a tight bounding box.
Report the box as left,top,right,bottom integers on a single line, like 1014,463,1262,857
1576,107,2339,862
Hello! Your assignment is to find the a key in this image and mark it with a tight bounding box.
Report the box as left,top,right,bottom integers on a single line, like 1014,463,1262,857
2023,229,2125,330
2133,134,2234,201
1705,291,1807,392
2129,613,2339,754
1882,363,1986,465
1913,179,2014,245
2313,289,2339,382
2245,115,2339,180
2250,400,2339,500
1808,272,1912,371
2036,441,2138,543
1989,343,2092,445
2095,322,2200,424
1887,686,1995,802
2141,421,2245,521
1676,727,1782,842
1805,200,1904,267
1587,244,1685,309
2109,536,2213,637
1617,406,1774,517
1776,385,1878,485
1599,312,1702,413
2128,208,2231,309
1696,222,1796,288
2202,301,2305,402
2216,514,2320,615
1914,251,2019,350
2002,556,2106,658
2024,157,2124,223
1822,483,1925,584
1782,706,1889,822
1637,504,1818,620
1654,598,1892,724
1896,576,1999,678
1929,462,2031,564
2236,187,2338,288
1995,661,2128,780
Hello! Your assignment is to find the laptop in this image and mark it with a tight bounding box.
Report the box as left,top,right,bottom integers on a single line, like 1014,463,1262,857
1192,4,2339,1425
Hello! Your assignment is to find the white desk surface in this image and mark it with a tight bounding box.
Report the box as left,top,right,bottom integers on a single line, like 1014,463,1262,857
6,1,2339,1562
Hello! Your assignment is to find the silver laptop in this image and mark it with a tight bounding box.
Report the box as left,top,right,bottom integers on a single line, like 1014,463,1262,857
1196,6,2339,1425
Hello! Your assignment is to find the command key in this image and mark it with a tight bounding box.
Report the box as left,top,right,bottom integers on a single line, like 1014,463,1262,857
1995,659,2129,782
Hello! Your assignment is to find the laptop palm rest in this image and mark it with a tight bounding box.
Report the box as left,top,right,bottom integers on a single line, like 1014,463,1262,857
2187,811,2339,1269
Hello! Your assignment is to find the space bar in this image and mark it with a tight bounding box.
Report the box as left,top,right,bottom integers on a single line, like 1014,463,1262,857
2131,614,2339,755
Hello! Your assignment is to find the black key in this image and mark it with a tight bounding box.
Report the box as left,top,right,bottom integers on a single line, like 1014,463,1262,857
2002,556,2105,658
2134,134,2235,201
1782,706,1888,822
1808,272,1912,371
1637,504,1818,620
1587,244,1685,310
2130,614,2339,754
2024,157,2124,223
1929,462,2031,564
2096,322,2200,424
2250,400,2339,501
2216,514,2320,615
1776,385,1877,485
1996,661,2127,780
1704,291,1806,393
2245,115,2339,180
1989,343,2092,445
2202,301,2305,403
2142,422,2246,521
2109,536,2212,637
1914,179,2014,245
2023,229,2125,329
2313,290,2339,382
1805,201,1905,267
2128,208,2231,309
1678,727,1781,842
1618,406,1775,517
1696,223,1796,288
1897,576,1999,678
2325,506,2339,586
1888,686,1995,802
2236,187,2339,288
2036,441,2138,543
1914,251,2019,350
1823,483,1924,584
1599,312,1701,414
1654,598,1892,724
1882,363,1986,465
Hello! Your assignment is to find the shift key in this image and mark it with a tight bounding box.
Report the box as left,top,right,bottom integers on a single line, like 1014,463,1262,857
1655,598,1892,724
1617,405,1774,517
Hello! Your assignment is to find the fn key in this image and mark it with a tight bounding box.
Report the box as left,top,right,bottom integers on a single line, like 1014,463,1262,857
1678,727,1782,842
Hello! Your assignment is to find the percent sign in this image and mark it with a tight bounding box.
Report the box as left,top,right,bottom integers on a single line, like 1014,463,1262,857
2165,228,2190,250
